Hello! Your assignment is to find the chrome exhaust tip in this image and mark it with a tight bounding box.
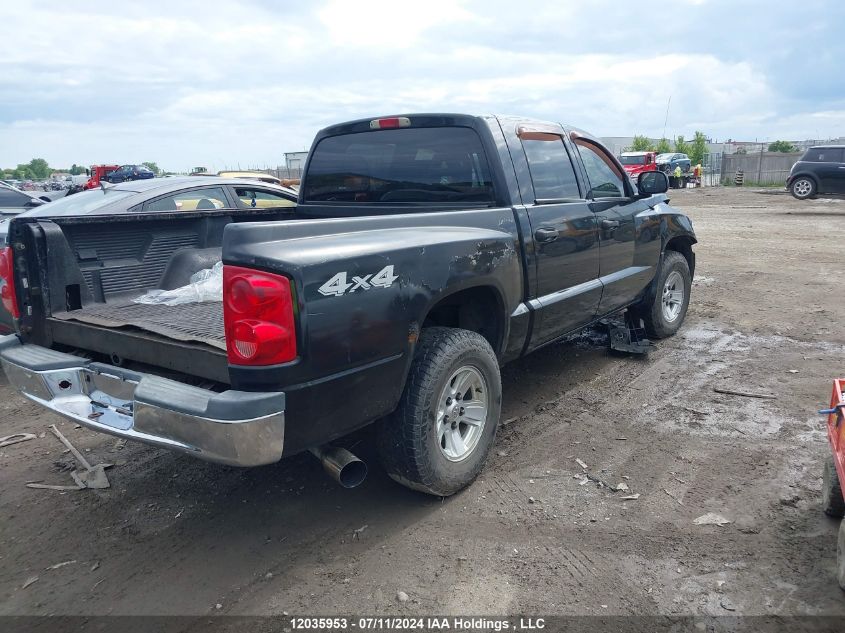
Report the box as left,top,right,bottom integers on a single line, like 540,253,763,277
310,446,367,488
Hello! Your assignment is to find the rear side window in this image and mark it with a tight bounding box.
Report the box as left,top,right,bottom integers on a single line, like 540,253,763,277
803,148,844,162
235,187,296,208
145,187,229,212
303,127,495,205
522,136,581,201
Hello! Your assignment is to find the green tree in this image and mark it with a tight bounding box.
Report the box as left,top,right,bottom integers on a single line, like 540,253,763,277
141,161,161,175
69,163,86,175
26,158,50,179
655,138,672,154
768,140,797,153
629,135,655,152
13,164,33,179
689,131,708,165
674,135,691,156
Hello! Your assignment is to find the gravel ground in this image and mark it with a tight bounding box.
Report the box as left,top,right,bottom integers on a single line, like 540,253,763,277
0,187,843,620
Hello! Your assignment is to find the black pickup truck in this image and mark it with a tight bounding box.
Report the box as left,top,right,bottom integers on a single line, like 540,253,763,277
0,114,696,496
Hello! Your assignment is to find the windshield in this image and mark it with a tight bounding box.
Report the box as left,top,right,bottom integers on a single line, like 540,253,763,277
620,155,647,165
302,126,495,205
20,189,136,217
656,153,674,163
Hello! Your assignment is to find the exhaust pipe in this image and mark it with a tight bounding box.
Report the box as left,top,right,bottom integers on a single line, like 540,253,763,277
310,446,367,489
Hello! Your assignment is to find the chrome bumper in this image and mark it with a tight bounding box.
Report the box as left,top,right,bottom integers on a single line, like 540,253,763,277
0,335,285,466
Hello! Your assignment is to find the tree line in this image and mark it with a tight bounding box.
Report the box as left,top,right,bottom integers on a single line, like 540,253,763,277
626,132,709,166
2,159,163,181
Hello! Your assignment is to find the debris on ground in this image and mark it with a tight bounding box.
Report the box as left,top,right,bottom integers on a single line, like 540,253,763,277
528,496,535,504
713,387,777,400
22,576,39,589
663,489,684,505
575,458,588,469
0,433,36,448
26,483,83,491
91,562,100,571
693,513,732,526
49,425,112,489
396,590,409,603
612,482,629,492
352,525,368,540
621,494,641,500
46,560,77,570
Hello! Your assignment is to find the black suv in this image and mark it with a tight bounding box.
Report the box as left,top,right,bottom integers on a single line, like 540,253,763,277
787,146,845,199
106,164,155,184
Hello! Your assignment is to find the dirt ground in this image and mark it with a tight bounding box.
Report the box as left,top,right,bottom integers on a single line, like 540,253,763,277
1,187,844,620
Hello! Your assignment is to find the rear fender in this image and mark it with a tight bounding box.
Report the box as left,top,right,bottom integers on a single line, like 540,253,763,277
223,221,521,452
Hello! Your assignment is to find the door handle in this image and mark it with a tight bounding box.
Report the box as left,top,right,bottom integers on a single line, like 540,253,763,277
534,227,559,243
601,219,620,229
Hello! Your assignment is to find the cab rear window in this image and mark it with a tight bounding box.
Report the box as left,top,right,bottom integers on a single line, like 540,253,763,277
302,127,495,205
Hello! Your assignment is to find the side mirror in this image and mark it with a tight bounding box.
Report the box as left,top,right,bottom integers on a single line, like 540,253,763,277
27,198,45,207
637,171,669,196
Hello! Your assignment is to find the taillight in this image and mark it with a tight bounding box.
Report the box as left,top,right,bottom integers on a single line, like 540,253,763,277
0,247,19,319
369,117,410,130
223,265,297,365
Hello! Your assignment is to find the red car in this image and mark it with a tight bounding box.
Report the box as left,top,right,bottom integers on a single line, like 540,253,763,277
619,151,658,177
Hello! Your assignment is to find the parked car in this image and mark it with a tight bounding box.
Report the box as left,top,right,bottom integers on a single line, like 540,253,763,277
656,153,691,174
0,181,50,218
0,177,295,333
106,164,156,184
0,113,696,497
786,145,845,199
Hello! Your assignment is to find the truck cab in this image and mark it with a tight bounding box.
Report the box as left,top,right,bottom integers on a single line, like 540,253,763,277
82,165,120,190
619,151,658,177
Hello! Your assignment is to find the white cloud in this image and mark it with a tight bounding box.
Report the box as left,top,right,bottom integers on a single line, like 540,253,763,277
0,0,842,170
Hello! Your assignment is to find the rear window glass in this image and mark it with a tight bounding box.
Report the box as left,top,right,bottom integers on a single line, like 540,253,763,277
302,127,495,205
803,148,844,162
522,138,581,200
20,189,136,217
620,155,647,165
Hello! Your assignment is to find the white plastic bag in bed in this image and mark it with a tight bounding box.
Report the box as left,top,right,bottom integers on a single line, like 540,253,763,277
133,261,223,306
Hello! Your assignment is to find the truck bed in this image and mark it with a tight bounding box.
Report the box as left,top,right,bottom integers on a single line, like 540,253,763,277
51,300,225,350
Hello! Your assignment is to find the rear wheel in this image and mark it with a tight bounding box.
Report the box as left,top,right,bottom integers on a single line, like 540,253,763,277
634,250,691,339
823,456,845,518
377,327,501,496
790,177,816,200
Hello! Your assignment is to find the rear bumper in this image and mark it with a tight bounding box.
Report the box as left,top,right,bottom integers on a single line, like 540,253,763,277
0,335,285,466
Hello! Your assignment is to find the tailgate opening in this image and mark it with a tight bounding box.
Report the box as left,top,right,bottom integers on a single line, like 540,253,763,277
10,209,294,382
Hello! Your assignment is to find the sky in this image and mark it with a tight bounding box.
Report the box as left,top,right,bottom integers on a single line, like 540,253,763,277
1,0,844,172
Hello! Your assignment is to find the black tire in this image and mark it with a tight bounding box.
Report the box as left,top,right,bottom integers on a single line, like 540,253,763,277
377,327,502,496
790,176,816,200
634,250,691,339
823,456,845,518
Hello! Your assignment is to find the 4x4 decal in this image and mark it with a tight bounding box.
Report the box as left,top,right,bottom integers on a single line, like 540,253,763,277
317,265,399,297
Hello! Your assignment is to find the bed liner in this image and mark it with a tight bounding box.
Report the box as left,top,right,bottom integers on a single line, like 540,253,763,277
52,301,225,351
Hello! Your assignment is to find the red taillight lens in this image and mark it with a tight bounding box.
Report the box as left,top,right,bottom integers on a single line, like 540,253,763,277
223,265,296,365
0,247,19,319
369,116,410,129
